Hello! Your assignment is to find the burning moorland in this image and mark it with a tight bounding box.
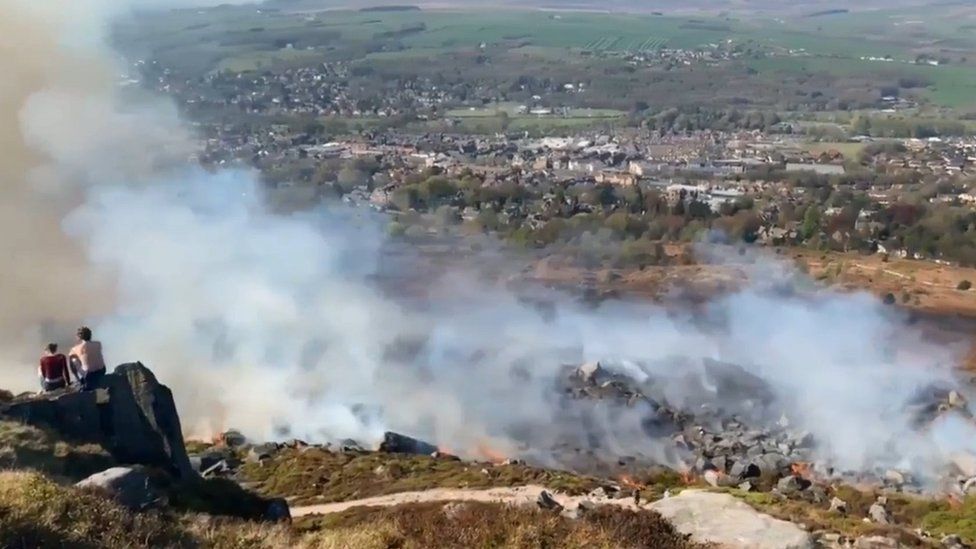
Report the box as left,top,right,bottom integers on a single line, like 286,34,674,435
6,0,976,546
207,235,976,508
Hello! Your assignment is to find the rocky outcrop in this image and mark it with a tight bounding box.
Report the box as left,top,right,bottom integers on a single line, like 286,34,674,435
1,363,194,478
650,490,813,549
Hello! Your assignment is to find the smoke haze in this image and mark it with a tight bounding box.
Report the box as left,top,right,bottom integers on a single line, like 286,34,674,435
4,0,976,483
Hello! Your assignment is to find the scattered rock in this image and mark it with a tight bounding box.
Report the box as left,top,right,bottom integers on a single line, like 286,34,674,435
815,531,848,548
729,460,761,481
948,390,968,410
738,481,755,492
941,534,968,549
853,536,899,548
703,469,722,488
76,466,159,510
219,430,247,448
775,475,811,495
884,469,906,487
829,497,848,514
650,489,813,549
202,459,230,478
247,443,277,464
576,499,597,513
756,453,789,477
805,485,828,504
868,500,891,524
189,450,233,475
694,456,714,473
442,502,470,521
562,499,597,520
962,476,976,495
609,488,631,500
536,490,563,512
339,439,365,452
576,361,604,384
939,534,970,549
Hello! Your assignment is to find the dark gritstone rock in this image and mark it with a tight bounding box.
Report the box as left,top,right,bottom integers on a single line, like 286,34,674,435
76,466,160,510
775,474,811,495
553,356,974,493
1,362,194,478
729,460,762,481
247,443,280,464
378,431,438,455
537,490,563,511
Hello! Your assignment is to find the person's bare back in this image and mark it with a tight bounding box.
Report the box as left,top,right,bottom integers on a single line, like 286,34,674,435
69,327,106,374
69,340,106,373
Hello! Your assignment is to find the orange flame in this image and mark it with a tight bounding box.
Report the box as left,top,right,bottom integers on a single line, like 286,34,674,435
948,494,963,509
680,469,697,485
476,442,507,464
618,474,647,490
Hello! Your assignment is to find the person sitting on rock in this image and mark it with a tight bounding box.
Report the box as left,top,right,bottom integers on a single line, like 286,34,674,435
38,343,69,392
69,326,106,391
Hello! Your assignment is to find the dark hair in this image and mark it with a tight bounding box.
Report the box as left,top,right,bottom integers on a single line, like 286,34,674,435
45,343,57,353
77,327,92,342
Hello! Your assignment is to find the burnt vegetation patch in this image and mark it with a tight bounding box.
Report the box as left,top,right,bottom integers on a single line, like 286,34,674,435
296,501,702,549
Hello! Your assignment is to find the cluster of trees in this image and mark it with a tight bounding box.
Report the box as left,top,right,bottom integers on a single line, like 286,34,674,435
382,165,976,268
637,106,782,133
851,115,968,138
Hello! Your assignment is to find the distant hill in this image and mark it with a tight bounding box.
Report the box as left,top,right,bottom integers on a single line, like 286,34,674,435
359,4,421,11
266,0,945,15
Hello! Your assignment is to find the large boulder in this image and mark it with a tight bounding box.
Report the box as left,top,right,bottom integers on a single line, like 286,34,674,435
76,466,159,510
650,490,813,549
2,362,194,478
378,431,438,455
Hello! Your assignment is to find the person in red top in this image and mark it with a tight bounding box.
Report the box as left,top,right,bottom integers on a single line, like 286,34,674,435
38,343,70,392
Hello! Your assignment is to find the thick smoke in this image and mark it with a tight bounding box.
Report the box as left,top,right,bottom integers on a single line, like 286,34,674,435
6,0,976,484
0,0,246,386
63,167,976,477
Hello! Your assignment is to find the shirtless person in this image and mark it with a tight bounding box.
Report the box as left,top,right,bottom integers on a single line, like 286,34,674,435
68,326,106,391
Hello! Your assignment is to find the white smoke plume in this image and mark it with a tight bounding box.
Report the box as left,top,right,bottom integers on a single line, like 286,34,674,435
4,0,976,485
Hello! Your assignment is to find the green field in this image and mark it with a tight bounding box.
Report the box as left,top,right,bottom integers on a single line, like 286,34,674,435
446,103,624,118
116,5,976,112
438,103,625,134
747,56,976,109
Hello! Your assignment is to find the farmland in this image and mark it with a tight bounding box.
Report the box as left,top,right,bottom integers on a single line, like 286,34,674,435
583,36,668,53
115,3,976,119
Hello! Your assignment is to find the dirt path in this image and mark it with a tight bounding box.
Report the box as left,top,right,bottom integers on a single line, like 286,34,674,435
289,485,643,517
